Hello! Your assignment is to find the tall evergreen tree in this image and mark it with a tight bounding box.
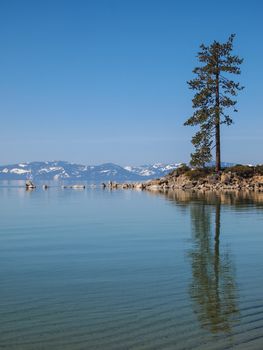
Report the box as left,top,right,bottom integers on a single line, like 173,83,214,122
184,34,244,172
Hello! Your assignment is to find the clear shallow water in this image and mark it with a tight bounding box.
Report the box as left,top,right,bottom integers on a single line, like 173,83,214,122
0,183,263,349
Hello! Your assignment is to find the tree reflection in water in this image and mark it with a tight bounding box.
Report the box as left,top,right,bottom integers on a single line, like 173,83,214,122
188,198,238,333
149,190,262,334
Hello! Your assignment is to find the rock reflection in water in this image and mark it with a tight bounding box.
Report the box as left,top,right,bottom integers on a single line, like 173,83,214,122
154,189,263,207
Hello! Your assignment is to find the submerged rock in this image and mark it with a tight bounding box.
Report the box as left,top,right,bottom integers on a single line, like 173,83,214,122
62,184,85,189
71,185,85,189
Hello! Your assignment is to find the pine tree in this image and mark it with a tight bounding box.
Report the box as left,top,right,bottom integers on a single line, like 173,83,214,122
184,34,244,172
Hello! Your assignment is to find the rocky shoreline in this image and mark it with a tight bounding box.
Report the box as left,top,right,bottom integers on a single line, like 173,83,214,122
104,171,263,192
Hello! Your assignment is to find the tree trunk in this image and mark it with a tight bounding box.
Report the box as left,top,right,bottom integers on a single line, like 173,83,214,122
215,69,221,172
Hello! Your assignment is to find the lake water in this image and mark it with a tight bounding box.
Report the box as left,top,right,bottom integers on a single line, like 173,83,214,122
0,182,263,349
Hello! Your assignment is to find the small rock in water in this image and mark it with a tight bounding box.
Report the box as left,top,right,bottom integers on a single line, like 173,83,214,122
26,180,36,189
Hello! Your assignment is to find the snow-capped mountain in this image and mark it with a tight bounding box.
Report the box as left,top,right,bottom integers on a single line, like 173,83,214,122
0,161,182,182
124,163,183,178
0,161,237,182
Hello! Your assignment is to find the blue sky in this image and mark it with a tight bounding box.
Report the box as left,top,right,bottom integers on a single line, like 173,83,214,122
0,0,262,165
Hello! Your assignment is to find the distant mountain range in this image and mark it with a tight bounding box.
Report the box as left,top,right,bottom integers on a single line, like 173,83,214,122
0,161,237,182
0,161,183,181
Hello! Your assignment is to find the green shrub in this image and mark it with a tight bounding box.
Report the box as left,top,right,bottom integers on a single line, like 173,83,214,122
184,168,211,180
170,164,190,177
226,165,254,178
254,165,263,175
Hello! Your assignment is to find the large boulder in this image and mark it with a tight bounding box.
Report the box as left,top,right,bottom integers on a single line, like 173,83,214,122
220,173,231,184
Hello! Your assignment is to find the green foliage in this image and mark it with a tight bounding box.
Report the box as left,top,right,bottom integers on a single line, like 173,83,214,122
226,165,263,178
184,34,243,170
184,168,212,180
255,165,263,175
169,164,263,182
171,164,191,176
189,135,212,167
227,165,254,178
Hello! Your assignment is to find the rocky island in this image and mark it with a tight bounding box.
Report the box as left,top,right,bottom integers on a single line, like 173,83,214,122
106,165,263,192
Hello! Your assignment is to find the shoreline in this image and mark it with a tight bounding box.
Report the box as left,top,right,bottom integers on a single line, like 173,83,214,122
104,172,263,192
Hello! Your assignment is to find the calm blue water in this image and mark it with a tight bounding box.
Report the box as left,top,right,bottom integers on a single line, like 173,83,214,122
0,182,263,349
